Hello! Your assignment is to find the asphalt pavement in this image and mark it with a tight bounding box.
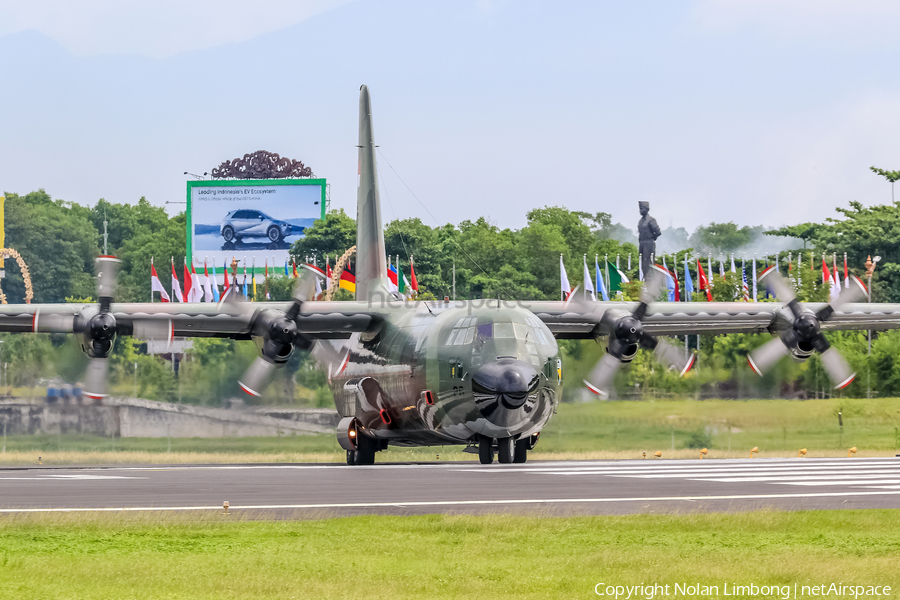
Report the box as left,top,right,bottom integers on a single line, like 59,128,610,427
2,457,900,517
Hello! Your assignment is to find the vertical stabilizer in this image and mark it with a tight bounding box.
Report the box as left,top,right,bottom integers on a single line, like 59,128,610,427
355,85,389,300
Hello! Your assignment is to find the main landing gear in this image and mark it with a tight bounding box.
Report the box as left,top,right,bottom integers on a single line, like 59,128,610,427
478,434,534,464
346,434,379,466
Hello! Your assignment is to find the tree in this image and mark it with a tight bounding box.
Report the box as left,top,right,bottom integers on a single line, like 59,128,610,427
870,166,900,203
3,190,98,303
290,209,356,266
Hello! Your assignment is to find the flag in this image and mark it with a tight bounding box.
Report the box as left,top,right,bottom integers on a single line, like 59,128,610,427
284,258,289,277
210,262,220,302
150,259,170,302
223,259,230,295
264,260,270,300
339,263,356,293
202,261,215,303
752,257,757,300
387,262,399,293
822,257,830,285
719,256,725,279
560,255,571,301
252,261,258,301
171,258,184,302
764,258,772,299
661,257,677,302
830,255,840,301
595,256,609,301
844,254,850,290
325,258,333,291
410,256,419,294
398,261,406,296
189,261,202,303
183,257,193,303
683,255,694,299
741,261,750,302
697,259,713,302
582,256,595,301
606,260,629,295
242,263,248,298
638,253,643,281
730,254,736,273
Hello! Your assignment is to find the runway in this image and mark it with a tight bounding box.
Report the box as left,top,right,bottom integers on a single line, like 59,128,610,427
2,457,900,517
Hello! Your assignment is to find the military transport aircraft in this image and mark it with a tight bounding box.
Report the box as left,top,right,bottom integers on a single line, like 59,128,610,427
2,85,899,466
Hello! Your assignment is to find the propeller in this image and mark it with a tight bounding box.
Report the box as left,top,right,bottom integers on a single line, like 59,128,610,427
77,256,173,401
748,266,867,389
238,268,318,397
583,265,695,398
80,256,121,400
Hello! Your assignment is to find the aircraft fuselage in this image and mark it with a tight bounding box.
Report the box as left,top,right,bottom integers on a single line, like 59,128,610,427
329,300,562,448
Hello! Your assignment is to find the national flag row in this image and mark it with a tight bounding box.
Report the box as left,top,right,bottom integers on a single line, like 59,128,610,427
560,252,859,302
150,257,327,303
150,255,421,302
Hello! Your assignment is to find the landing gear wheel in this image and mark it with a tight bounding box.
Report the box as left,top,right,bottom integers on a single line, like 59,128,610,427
222,226,234,242
267,226,283,242
346,449,357,466
513,439,528,463
478,435,494,465
498,437,515,464
353,435,377,466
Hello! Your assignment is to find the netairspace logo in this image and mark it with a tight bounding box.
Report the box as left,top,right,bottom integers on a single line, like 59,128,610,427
593,582,892,599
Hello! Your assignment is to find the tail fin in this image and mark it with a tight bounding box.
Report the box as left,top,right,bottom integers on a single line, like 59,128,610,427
355,84,389,300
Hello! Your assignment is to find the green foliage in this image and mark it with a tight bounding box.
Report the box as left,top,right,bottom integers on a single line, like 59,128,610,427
870,165,900,184
3,191,98,303
289,208,356,264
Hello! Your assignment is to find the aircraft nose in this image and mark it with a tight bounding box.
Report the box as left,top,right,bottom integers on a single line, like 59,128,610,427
472,358,539,409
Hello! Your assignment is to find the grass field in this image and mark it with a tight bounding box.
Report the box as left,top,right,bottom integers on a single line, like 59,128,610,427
2,396,899,465
0,510,898,599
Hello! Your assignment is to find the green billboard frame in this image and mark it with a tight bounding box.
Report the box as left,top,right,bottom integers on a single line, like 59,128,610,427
185,178,327,273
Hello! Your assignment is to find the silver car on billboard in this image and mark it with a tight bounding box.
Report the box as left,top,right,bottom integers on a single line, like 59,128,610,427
220,209,292,243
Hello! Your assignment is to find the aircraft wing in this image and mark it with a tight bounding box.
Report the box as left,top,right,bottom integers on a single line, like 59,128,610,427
0,301,382,340
528,300,900,339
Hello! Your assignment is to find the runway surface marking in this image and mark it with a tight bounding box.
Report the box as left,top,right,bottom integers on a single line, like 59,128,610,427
455,458,900,490
0,474,146,480
1,490,899,513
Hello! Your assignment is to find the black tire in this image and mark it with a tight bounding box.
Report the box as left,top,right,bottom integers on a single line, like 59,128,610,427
346,449,357,466
513,439,528,463
353,435,377,465
497,437,515,464
478,435,494,465
267,226,283,242
222,226,235,242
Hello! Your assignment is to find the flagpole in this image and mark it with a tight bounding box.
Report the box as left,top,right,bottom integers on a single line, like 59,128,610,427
150,257,154,303
605,254,610,297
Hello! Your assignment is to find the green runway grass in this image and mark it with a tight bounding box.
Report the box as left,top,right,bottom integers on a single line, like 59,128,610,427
1,510,898,599
2,396,899,464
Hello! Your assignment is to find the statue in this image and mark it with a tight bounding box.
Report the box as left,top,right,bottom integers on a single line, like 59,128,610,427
637,201,661,278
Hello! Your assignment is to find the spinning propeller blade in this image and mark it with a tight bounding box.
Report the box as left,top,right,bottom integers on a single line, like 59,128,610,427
750,268,861,388
237,268,322,398
582,265,695,397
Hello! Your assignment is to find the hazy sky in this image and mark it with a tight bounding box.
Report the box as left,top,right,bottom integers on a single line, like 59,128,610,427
3,0,900,233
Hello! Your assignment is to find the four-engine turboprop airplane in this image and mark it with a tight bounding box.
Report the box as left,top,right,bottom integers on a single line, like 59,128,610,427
3,85,900,465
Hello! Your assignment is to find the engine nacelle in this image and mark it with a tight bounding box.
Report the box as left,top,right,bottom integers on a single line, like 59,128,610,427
789,341,815,363
609,341,639,363
336,416,360,451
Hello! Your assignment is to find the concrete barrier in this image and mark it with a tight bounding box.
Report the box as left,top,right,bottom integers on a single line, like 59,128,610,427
0,398,339,438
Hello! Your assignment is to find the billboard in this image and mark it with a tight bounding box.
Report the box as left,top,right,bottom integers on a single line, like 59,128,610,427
187,179,326,274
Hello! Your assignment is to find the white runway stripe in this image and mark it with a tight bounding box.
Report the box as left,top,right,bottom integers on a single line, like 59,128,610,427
2,490,899,513
687,473,900,483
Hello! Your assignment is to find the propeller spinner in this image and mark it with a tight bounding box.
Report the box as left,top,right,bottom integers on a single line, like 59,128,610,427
748,266,866,389
237,268,318,397
583,265,695,398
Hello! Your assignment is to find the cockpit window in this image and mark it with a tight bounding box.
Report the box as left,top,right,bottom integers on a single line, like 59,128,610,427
477,323,493,339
